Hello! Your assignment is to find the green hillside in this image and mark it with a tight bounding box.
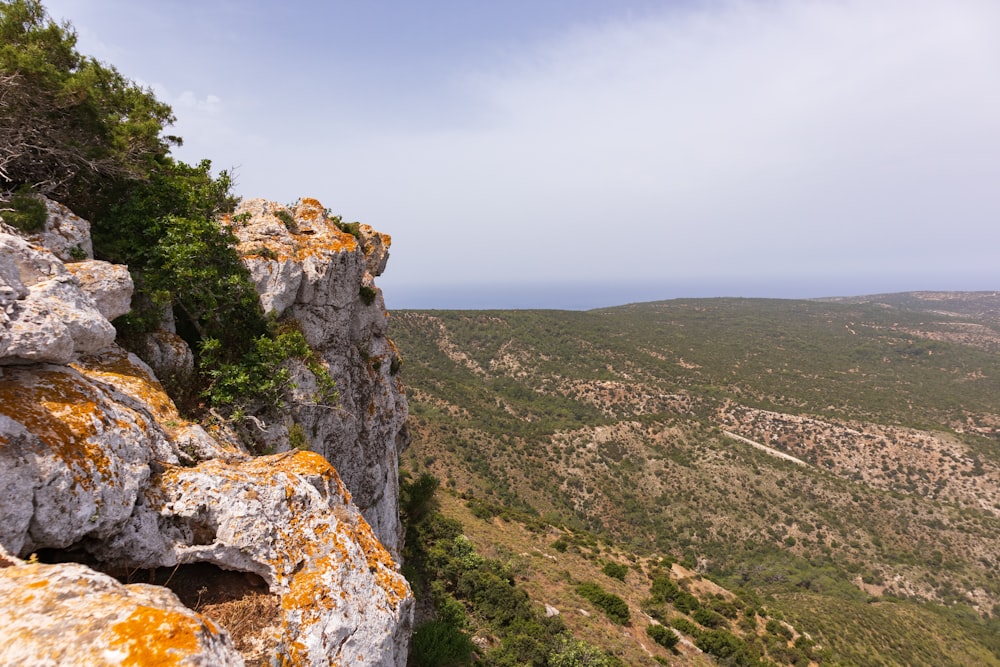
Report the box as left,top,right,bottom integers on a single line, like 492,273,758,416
391,293,1000,666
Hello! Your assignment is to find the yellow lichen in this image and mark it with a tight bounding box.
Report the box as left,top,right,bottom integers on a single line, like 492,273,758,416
0,367,117,490
104,604,206,667
73,348,178,425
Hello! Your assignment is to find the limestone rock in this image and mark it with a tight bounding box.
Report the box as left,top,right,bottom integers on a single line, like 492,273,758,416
107,451,413,666
230,198,409,556
24,198,94,262
0,556,243,666
134,330,196,387
358,223,392,277
0,346,245,556
66,260,134,321
0,362,157,555
0,231,117,364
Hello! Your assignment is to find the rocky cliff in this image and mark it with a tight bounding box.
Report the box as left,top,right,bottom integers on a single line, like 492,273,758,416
226,197,409,558
0,199,413,665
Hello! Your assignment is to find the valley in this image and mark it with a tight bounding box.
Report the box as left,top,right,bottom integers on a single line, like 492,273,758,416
392,292,1000,665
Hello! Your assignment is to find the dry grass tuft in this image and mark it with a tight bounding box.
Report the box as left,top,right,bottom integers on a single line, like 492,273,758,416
198,592,281,664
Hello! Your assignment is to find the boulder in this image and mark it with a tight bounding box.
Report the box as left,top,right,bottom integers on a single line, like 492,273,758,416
103,451,413,666
23,198,94,262
0,361,158,555
0,552,244,666
134,330,196,388
66,260,134,321
0,231,117,364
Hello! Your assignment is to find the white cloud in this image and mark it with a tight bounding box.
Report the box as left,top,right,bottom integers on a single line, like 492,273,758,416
175,91,223,115
367,0,1000,297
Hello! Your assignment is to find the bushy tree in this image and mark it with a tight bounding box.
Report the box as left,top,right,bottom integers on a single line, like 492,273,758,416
409,620,475,667
0,0,175,215
646,623,679,650
1,0,274,412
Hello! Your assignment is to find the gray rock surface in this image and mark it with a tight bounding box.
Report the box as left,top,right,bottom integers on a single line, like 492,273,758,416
0,231,118,364
66,260,134,321
229,198,410,556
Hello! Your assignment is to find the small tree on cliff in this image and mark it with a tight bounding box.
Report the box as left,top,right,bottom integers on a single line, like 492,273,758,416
0,0,175,216
0,0,269,405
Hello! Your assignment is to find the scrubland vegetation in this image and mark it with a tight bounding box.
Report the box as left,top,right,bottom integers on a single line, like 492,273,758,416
392,295,1000,665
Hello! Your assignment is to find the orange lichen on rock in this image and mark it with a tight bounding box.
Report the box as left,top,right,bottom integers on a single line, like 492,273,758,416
106,605,205,667
0,367,117,489
293,198,325,223
264,450,351,500
73,347,178,425
1,562,241,666
231,198,360,264
342,518,410,607
280,552,343,612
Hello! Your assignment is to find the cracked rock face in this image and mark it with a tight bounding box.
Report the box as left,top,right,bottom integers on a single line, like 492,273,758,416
228,198,410,557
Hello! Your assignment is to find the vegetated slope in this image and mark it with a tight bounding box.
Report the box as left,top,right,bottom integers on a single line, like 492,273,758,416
391,293,1000,665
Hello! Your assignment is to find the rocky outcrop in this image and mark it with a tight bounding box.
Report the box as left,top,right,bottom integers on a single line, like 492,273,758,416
103,451,413,663
0,547,244,666
24,198,94,262
0,200,413,665
227,198,410,557
0,227,117,363
66,260,134,322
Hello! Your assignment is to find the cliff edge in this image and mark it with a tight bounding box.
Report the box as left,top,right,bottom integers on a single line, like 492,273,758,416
0,199,413,666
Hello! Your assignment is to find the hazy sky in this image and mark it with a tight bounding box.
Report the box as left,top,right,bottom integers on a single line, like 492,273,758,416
44,0,1000,308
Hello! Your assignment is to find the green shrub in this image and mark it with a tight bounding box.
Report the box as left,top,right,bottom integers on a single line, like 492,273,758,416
672,590,701,614
200,329,309,413
692,607,727,628
305,357,339,404
288,423,307,450
709,597,740,619
274,208,297,232
548,635,618,666
335,219,362,239
602,562,628,581
576,582,630,624
1,187,47,232
409,620,475,667
671,616,701,638
650,576,680,602
646,623,679,650
359,284,377,305
695,629,754,666
765,618,793,641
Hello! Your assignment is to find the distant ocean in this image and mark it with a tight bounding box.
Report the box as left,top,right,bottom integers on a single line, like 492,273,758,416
378,277,957,311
